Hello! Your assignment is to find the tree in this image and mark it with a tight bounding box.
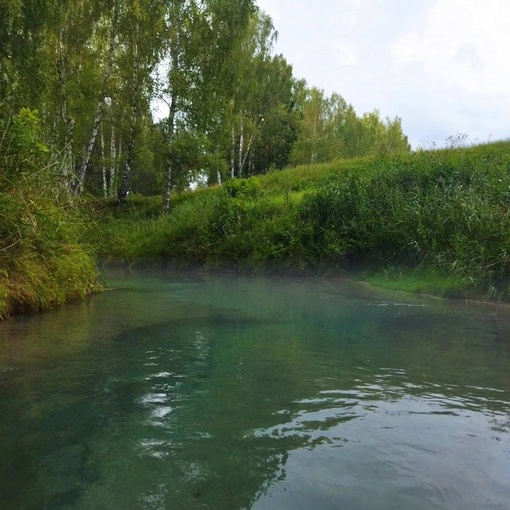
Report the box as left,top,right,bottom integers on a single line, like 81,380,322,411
116,0,165,203
290,86,343,165
159,0,256,211
1,0,411,209
249,56,300,173
291,85,410,164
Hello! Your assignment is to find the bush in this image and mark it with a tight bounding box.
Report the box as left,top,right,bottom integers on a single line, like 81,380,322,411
223,177,261,199
299,146,510,293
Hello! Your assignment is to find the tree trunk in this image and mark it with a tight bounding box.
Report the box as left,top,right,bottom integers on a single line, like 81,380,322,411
238,117,244,177
117,39,139,204
73,31,116,195
110,125,117,197
162,91,177,213
74,101,103,194
239,133,254,177
230,125,236,179
101,127,107,198
64,117,75,189
117,107,136,204
56,27,74,190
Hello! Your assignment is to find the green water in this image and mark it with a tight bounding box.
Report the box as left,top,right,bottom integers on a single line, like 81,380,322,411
1,269,509,510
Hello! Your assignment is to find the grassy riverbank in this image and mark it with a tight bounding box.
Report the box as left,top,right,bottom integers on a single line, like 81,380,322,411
4,128,509,318
0,110,99,318
89,140,510,301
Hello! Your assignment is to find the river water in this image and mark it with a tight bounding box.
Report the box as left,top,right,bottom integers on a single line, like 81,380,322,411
0,269,509,509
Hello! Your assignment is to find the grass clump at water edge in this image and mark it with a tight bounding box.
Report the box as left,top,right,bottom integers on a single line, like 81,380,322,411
0,109,100,318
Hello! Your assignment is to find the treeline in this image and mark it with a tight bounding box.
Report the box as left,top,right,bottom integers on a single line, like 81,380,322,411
0,0,410,210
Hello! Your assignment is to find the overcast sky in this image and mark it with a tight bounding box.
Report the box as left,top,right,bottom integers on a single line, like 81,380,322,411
256,0,510,149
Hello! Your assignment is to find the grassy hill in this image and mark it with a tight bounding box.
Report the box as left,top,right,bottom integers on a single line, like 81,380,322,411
89,141,510,300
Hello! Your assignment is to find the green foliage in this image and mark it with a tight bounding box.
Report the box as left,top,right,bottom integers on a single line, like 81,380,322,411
90,141,510,300
0,108,49,183
223,177,261,198
259,157,371,194
0,109,99,318
362,267,475,299
0,0,413,206
290,87,410,166
90,182,305,270
299,144,510,295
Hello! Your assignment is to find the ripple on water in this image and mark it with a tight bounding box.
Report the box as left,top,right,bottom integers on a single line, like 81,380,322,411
2,272,510,510
137,438,173,459
151,406,173,419
138,392,169,405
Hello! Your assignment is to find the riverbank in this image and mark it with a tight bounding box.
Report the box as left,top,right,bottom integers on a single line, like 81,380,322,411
88,140,510,302
0,110,100,319
4,139,510,318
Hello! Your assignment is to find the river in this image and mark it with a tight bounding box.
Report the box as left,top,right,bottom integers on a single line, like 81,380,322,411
0,269,509,509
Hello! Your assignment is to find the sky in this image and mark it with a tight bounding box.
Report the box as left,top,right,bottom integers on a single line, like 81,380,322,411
255,0,510,149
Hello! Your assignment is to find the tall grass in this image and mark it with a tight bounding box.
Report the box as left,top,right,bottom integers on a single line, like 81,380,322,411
300,146,510,294
0,109,99,318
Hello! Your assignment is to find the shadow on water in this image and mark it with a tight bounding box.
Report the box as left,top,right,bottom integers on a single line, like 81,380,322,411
0,268,510,509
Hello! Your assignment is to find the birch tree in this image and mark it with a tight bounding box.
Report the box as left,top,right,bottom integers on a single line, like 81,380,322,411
72,10,117,195
160,0,256,212
116,0,165,203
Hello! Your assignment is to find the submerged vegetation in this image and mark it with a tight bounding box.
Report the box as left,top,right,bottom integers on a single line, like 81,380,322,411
90,140,510,300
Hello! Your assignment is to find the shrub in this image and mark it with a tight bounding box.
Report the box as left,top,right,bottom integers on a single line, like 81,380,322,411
223,177,261,199
298,146,510,293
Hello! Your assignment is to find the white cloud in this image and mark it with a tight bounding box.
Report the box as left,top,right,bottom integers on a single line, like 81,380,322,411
256,0,510,148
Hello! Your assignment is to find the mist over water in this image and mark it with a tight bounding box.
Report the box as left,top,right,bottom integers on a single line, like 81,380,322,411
1,269,509,509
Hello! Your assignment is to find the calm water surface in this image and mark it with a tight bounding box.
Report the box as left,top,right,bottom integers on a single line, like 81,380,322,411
1,269,509,509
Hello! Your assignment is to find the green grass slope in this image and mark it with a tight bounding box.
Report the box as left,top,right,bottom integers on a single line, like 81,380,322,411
90,141,510,300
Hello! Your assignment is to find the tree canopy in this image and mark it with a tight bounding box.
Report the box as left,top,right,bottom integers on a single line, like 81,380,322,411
0,0,410,209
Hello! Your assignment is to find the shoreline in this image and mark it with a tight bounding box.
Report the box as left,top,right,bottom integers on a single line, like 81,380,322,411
3,259,508,320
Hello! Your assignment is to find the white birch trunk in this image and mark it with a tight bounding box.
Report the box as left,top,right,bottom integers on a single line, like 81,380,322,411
74,102,103,194
230,125,236,179
238,117,244,177
101,127,107,198
73,31,116,195
239,134,254,177
110,125,117,197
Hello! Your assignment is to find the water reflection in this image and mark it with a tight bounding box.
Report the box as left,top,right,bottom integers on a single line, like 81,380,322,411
0,270,509,509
